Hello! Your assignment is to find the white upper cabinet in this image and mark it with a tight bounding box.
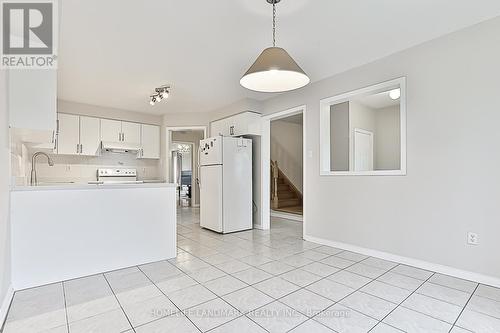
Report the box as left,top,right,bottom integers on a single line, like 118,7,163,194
9,70,57,132
56,113,159,159
57,114,80,155
210,111,261,137
121,121,141,145
100,119,122,142
211,118,229,136
139,124,160,159
57,114,100,156
100,119,141,144
79,116,101,156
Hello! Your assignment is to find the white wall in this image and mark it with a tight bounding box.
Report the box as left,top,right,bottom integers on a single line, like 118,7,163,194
261,17,500,281
210,98,262,121
58,100,163,125
0,70,13,318
270,119,303,193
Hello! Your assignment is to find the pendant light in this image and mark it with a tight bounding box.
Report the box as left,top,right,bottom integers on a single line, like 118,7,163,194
240,0,310,93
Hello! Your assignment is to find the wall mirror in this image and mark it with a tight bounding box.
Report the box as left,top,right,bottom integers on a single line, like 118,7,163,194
320,77,406,176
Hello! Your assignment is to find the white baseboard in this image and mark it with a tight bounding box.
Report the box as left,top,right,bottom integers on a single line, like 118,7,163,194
304,234,500,289
0,285,14,325
271,210,303,222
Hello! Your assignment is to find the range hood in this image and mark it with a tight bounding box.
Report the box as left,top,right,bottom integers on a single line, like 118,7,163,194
101,141,141,153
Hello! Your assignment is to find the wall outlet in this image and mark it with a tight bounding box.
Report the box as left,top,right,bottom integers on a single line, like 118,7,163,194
467,232,479,245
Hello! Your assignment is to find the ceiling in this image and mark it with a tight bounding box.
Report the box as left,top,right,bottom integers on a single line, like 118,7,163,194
58,1,500,115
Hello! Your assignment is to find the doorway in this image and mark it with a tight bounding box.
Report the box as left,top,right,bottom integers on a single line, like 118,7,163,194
171,142,194,206
270,113,303,217
165,127,207,208
261,105,306,232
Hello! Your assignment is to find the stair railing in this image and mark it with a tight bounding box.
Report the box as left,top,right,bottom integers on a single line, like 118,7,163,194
271,160,279,209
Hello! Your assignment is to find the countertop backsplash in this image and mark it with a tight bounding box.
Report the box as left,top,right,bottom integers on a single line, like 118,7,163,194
14,145,162,185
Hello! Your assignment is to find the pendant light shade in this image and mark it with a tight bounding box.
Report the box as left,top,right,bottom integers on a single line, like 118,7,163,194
240,47,310,93
240,0,309,93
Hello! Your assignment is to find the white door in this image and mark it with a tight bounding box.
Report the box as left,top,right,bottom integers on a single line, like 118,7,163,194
101,119,122,142
122,121,141,145
57,114,80,155
79,116,101,156
141,124,160,159
354,128,374,171
200,165,223,233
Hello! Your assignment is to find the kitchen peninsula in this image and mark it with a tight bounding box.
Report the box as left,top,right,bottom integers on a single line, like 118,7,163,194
10,182,176,289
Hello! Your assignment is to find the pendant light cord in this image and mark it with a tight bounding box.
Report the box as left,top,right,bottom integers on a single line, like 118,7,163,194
272,1,277,47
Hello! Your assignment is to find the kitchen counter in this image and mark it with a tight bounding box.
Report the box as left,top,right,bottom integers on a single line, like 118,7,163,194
11,181,175,191
10,182,177,289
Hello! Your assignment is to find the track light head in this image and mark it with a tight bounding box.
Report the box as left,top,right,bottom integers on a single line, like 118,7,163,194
149,85,171,106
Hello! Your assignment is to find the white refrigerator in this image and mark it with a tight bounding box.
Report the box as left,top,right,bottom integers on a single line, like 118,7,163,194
199,135,252,233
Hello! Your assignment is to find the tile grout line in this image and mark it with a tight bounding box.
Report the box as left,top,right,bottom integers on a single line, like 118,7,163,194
102,271,138,333
303,261,397,331
448,283,479,333
61,282,70,333
367,271,436,332
135,265,203,333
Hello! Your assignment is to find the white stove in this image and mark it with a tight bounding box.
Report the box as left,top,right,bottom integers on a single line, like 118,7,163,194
95,168,141,184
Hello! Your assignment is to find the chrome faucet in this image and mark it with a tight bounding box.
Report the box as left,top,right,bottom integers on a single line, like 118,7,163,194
30,152,54,186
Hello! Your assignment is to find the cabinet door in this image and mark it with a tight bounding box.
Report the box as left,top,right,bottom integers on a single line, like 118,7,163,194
80,116,101,156
57,114,80,155
211,118,229,136
230,113,244,136
140,124,160,159
100,119,122,142
122,121,141,144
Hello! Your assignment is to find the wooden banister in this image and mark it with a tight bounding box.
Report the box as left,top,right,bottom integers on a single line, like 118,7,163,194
271,160,279,209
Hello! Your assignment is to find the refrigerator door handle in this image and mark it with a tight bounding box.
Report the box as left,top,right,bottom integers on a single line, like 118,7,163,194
197,145,201,189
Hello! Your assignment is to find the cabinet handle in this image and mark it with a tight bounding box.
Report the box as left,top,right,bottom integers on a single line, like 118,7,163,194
76,144,79,154
230,126,235,136
122,133,125,141
79,144,83,154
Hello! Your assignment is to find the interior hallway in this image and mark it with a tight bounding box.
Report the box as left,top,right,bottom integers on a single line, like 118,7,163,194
2,208,499,332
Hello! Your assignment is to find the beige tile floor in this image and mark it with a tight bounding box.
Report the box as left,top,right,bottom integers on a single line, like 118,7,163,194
2,207,500,332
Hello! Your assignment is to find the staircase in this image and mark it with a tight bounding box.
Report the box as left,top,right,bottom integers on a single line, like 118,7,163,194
271,160,303,215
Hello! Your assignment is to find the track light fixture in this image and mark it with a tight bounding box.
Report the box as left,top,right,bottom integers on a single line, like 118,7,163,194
149,85,171,106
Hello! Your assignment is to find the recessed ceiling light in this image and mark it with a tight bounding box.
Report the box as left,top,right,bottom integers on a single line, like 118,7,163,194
389,88,401,100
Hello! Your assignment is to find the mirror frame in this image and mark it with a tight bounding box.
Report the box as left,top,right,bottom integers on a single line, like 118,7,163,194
319,77,407,176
